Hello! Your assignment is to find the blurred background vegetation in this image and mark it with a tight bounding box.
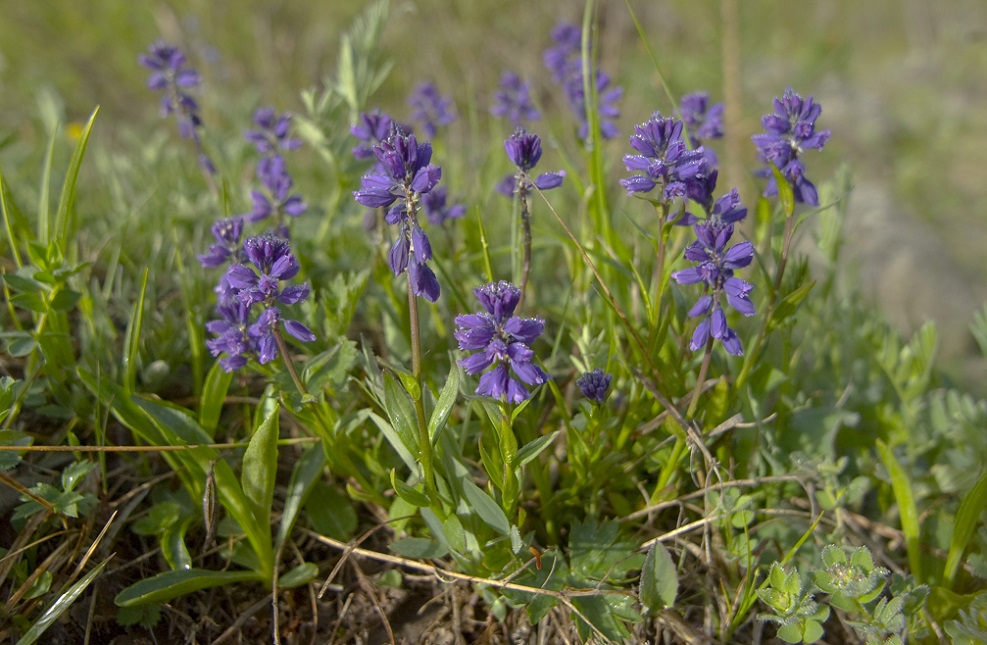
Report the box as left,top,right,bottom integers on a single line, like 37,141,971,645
2,0,986,370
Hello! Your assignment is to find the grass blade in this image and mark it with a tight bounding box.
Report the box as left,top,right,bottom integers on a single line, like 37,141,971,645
53,106,99,245
944,469,987,587
0,163,23,268
123,268,149,395
16,556,111,645
877,440,922,581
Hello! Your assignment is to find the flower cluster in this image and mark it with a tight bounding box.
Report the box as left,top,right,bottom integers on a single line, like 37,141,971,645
244,108,306,235
139,41,214,174
421,186,465,227
543,22,622,141
497,128,565,197
680,92,724,166
752,88,830,205
671,216,755,356
407,82,455,138
619,113,708,203
353,127,443,302
455,282,549,404
491,71,540,127
577,369,612,405
206,235,316,371
351,109,397,161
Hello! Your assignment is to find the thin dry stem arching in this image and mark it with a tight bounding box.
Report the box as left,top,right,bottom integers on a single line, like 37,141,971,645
307,529,621,643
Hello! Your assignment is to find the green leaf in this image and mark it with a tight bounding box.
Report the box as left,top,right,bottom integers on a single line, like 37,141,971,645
515,431,559,468
198,361,234,436
3,273,44,293
368,411,417,472
114,568,262,607
48,289,80,312
770,163,795,218
389,537,449,559
390,469,430,508
443,514,467,554
276,444,326,550
0,429,31,471
945,470,987,587
36,127,57,245
161,517,194,571
461,477,510,535
428,366,459,443
877,440,922,581
640,541,678,612
241,405,280,534
123,268,149,394
306,482,357,541
0,162,23,268
53,106,99,244
767,280,816,332
279,562,319,588
5,334,37,357
382,372,418,456
17,557,111,645
10,292,46,313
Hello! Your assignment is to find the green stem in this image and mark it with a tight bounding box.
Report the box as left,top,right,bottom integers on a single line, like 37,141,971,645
408,276,442,515
517,180,532,311
274,327,306,399
736,208,795,390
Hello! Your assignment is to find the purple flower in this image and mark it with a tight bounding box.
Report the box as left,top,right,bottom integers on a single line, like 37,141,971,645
206,297,253,371
139,41,214,174
198,216,244,268
455,281,550,404
543,23,582,83
680,92,724,145
408,82,455,138
671,220,755,356
248,306,316,365
680,92,724,167
353,128,443,302
206,236,315,371
620,113,709,202
751,88,830,206
245,107,301,155
491,72,540,126
351,109,396,160
543,23,622,142
576,369,612,404
498,128,565,197
421,186,465,226
247,155,306,224
226,235,309,307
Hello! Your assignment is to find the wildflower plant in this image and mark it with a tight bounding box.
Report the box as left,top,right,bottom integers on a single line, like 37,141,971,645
500,128,564,305
5,3,981,644
139,41,215,176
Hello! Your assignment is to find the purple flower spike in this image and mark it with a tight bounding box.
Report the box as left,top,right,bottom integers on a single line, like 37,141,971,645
206,235,315,371
500,129,565,197
198,216,245,268
455,281,549,404
543,22,623,142
353,127,443,301
139,41,214,174
408,82,455,138
680,92,724,160
491,72,541,126
421,186,465,226
245,107,301,155
620,112,709,203
671,216,756,356
752,88,830,206
577,369,612,404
